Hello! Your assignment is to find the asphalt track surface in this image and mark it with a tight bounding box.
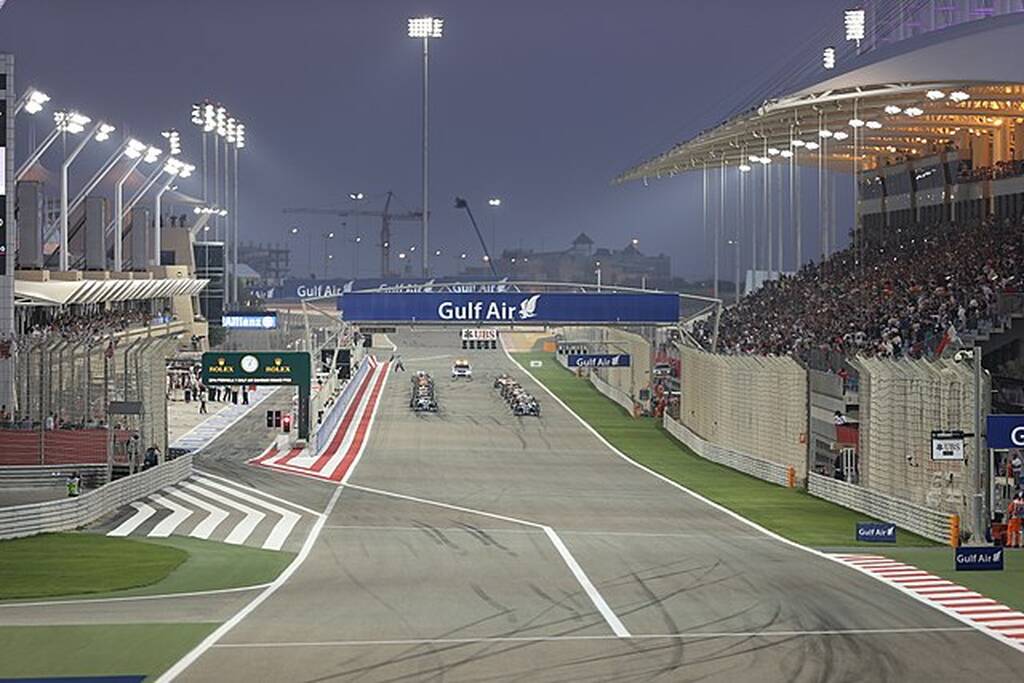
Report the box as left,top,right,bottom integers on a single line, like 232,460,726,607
135,328,1022,682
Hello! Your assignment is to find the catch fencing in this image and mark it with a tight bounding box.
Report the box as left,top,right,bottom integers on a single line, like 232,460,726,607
808,472,953,543
852,357,980,517
679,345,808,478
0,455,193,540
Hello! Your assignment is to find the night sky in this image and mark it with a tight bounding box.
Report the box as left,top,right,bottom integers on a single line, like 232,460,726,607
0,0,848,280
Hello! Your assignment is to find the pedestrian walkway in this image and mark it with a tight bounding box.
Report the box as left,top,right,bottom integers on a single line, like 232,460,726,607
250,359,390,482
170,387,276,454
105,470,318,551
832,553,1024,652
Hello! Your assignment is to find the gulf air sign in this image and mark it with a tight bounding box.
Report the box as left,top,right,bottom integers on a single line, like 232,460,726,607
338,292,678,324
986,414,1024,449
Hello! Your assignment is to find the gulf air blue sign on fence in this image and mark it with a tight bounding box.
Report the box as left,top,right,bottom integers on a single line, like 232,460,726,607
855,522,896,543
338,292,678,324
568,354,632,368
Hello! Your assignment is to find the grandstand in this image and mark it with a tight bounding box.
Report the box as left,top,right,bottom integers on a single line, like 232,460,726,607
617,8,1024,542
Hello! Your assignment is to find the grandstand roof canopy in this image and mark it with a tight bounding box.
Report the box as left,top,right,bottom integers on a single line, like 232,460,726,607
616,13,1024,183
14,277,208,307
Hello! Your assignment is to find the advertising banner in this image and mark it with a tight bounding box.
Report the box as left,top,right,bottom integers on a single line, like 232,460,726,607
339,292,678,324
986,414,1024,449
955,546,1004,571
222,312,278,330
567,353,632,368
855,522,897,543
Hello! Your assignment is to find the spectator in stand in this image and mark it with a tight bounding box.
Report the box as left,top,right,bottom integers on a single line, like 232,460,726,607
1011,452,1023,489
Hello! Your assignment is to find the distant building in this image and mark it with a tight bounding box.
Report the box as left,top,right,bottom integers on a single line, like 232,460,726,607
462,233,671,288
237,242,290,285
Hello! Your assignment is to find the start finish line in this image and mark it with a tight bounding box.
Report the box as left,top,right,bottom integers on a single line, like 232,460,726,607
338,292,679,324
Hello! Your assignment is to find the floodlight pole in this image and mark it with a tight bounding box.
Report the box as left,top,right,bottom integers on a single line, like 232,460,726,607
58,121,103,271
153,174,177,266
421,34,430,277
15,125,61,181
114,156,146,272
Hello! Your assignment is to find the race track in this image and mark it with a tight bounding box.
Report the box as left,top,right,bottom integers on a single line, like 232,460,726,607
166,328,1024,681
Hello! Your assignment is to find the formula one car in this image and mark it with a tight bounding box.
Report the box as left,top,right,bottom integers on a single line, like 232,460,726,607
410,371,439,412
493,374,541,417
452,359,473,379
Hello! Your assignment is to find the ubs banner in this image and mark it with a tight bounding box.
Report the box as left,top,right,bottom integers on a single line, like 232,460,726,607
338,292,679,324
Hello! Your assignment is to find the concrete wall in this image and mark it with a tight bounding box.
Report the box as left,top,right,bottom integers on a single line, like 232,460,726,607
559,326,651,410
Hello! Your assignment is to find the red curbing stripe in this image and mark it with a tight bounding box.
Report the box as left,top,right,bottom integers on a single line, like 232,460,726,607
935,600,997,608
328,362,389,482
273,446,306,467
916,587,971,595
247,444,278,465
308,365,379,473
973,614,1024,623
955,607,1014,615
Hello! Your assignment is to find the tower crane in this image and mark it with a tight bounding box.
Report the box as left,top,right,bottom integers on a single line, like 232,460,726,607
283,192,422,277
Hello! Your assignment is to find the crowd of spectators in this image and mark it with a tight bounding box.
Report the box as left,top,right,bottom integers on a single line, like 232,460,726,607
696,216,1024,361
19,305,169,345
957,159,1024,183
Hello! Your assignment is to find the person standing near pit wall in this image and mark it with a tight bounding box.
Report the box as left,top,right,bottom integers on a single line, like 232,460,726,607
1006,492,1024,548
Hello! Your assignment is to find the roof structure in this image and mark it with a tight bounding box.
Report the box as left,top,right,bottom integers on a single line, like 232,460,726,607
616,13,1024,183
14,277,208,307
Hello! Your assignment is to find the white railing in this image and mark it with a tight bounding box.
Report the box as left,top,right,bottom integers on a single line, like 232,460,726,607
0,456,193,540
807,472,952,544
663,413,791,487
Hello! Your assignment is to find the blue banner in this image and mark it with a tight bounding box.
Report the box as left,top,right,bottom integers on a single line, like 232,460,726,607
856,522,897,543
567,354,632,368
986,414,1024,449
339,292,679,324
222,312,278,329
955,546,1004,571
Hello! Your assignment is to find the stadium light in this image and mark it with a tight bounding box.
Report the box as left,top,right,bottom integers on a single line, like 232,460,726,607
849,118,865,128
161,129,182,156
833,131,849,141
844,8,866,45
822,46,836,70
819,129,833,138
865,120,882,129
738,163,753,172
94,123,116,142
779,149,794,158
884,105,902,115
949,90,970,102
904,106,924,117
748,154,761,162
926,89,946,100
488,197,502,207
768,147,780,156
791,139,807,147
53,110,90,134
805,141,820,150
15,87,50,116
349,192,365,200
57,119,112,270
408,16,443,38
758,156,771,165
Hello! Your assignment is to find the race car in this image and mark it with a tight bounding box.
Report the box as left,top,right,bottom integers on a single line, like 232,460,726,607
452,359,473,379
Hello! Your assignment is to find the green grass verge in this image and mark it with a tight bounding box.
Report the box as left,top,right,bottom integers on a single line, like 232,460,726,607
877,547,1024,614
0,533,187,600
0,533,294,602
0,623,216,681
514,352,936,548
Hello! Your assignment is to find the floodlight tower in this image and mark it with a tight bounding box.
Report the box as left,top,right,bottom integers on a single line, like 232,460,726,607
58,120,115,270
408,16,443,277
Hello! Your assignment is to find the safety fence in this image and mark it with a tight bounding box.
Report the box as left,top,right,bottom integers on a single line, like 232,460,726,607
663,413,792,487
0,455,193,540
0,464,108,489
589,370,635,414
808,472,953,544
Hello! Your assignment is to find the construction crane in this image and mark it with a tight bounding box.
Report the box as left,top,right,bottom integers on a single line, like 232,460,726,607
283,192,422,277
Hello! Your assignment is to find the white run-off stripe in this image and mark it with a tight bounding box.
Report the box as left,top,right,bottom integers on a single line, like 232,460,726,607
184,482,266,545
165,487,230,540
543,526,630,637
147,494,194,537
193,476,301,551
107,501,157,537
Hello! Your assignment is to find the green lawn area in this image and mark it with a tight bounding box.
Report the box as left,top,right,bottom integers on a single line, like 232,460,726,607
0,623,216,682
513,352,935,548
0,533,294,601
